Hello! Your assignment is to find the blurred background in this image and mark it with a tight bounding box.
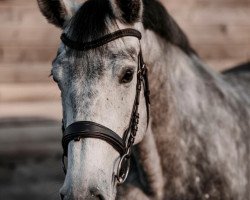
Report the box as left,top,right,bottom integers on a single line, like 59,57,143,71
0,0,249,199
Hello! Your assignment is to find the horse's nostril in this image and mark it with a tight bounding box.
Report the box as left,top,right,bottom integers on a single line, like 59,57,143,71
90,187,105,200
60,193,64,200
97,194,105,200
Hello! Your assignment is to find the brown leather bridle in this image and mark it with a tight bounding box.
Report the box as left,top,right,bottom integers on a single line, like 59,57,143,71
60,28,150,184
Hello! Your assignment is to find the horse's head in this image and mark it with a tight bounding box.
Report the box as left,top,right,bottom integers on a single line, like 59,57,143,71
37,0,149,199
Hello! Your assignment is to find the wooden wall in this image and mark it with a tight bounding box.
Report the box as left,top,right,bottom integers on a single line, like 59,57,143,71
0,0,250,119
164,0,250,68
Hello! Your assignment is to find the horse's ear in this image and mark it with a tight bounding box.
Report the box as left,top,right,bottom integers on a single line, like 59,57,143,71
109,0,143,23
37,0,79,28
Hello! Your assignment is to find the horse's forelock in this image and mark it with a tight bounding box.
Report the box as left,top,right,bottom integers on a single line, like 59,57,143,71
64,0,117,45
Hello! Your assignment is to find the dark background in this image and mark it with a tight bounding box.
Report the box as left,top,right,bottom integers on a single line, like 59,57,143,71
0,0,249,199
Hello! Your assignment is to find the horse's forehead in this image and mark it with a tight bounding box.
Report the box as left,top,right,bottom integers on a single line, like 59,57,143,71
54,37,139,79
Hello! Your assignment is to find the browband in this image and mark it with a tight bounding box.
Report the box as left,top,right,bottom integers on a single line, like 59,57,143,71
61,28,142,51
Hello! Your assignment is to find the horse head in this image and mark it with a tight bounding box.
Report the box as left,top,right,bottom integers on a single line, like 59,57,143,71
37,0,149,199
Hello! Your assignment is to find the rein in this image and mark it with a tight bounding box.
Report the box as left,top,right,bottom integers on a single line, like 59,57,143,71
60,28,150,184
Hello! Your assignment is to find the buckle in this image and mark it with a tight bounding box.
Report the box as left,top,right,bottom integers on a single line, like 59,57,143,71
116,152,131,184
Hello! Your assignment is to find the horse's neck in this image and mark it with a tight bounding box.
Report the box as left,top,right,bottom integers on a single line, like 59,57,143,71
141,30,227,135
141,30,249,198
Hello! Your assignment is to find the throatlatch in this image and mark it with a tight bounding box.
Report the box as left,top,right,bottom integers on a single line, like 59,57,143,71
60,28,150,184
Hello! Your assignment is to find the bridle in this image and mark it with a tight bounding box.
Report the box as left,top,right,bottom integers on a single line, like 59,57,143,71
60,28,150,184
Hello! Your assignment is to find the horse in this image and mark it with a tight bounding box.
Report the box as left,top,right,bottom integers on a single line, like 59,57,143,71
37,0,250,199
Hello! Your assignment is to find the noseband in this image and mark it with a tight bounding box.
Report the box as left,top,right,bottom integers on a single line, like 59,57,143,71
60,28,150,184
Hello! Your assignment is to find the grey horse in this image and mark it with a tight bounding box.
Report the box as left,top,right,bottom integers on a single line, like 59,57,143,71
37,0,250,199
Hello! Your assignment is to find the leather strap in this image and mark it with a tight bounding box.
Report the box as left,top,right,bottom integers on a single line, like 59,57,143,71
139,50,150,125
62,121,125,156
61,28,142,51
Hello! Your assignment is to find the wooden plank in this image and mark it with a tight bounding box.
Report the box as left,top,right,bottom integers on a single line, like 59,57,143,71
0,5,59,63
0,142,61,157
0,83,60,102
185,25,250,45
165,3,250,29
0,124,60,145
0,6,47,27
165,0,250,4
0,27,60,47
196,0,250,2
0,63,52,83
0,101,62,120
0,46,57,63
0,117,59,127
181,7,250,26
0,0,36,7
193,43,250,60
195,0,250,7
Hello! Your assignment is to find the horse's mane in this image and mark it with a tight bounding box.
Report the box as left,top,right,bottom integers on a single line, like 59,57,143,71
64,0,116,44
222,61,250,74
142,0,196,55
64,0,196,55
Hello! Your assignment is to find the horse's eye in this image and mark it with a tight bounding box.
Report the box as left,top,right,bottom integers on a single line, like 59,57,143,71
49,72,58,83
120,69,134,84
50,75,58,83
53,76,58,83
